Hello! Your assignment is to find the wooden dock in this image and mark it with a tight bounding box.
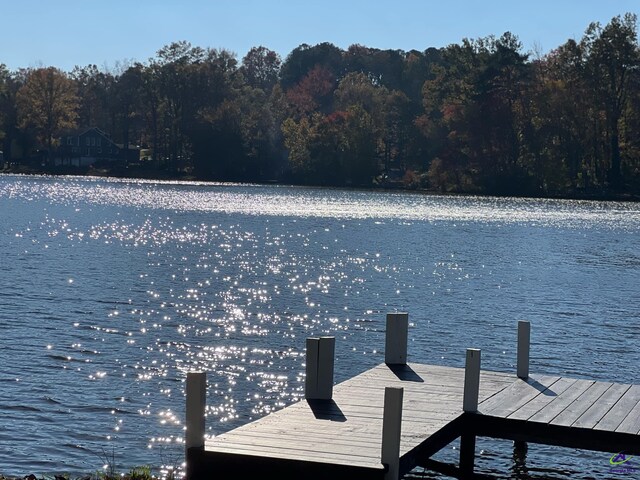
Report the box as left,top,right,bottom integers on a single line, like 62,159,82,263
184,317,640,479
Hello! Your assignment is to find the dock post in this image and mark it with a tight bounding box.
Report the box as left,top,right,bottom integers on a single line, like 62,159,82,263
185,371,206,479
317,336,335,399
461,349,480,478
513,440,529,476
385,312,409,365
305,338,320,399
305,336,335,400
459,433,476,477
381,386,404,480
463,348,481,413
517,320,530,379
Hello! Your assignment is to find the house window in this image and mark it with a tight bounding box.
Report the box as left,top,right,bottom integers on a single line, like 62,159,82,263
86,137,90,146
91,137,96,146
97,138,101,147
67,137,72,145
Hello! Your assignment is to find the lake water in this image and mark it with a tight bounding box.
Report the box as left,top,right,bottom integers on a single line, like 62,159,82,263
0,174,639,479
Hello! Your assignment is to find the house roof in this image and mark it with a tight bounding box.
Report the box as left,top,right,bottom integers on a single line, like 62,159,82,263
61,127,139,150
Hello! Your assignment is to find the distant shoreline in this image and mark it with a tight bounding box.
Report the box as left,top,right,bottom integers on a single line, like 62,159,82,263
2,165,638,204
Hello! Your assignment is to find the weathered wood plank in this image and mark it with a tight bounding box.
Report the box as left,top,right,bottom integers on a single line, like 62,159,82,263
221,420,457,445
355,366,514,387
215,408,460,439
215,422,382,441
528,379,594,424
231,399,461,423
596,385,640,432
616,396,640,435
335,383,510,405
355,363,514,382
332,386,464,401
213,434,382,460
508,377,577,421
572,383,631,429
479,375,560,417
208,443,383,469
551,382,613,427
408,363,514,380
217,428,383,447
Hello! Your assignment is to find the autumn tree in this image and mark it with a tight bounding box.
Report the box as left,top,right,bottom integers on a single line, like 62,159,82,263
286,65,335,118
153,41,205,170
112,63,145,155
470,33,531,192
420,41,480,191
70,64,114,131
282,107,378,186
188,48,246,178
282,115,313,178
583,13,639,189
527,40,590,192
280,42,343,89
335,71,385,115
16,67,78,161
241,46,281,91
341,105,377,184
0,64,8,144
336,71,417,172
139,61,162,166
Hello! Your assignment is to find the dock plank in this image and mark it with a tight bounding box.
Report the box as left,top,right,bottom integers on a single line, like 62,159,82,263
616,396,640,435
212,434,382,460
207,443,383,469
528,379,594,424
478,375,560,417
596,385,640,432
218,427,383,447
572,383,631,429
551,382,613,427
508,377,577,421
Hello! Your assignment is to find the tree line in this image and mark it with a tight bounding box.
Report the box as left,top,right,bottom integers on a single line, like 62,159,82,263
0,13,639,197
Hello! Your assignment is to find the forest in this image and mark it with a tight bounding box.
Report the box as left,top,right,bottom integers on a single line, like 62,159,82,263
0,13,639,198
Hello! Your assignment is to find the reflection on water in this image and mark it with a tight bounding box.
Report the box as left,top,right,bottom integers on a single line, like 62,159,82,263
0,175,639,478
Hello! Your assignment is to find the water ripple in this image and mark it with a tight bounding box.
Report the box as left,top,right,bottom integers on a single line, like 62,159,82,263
0,175,638,478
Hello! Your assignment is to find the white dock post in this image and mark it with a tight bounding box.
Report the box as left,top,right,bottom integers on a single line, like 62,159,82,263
463,348,481,413
305,337,320,399
517,320,530,379
385,312,409,365
185,371,206,452
317,336,335,400
381,386,404,480
305,336,335,400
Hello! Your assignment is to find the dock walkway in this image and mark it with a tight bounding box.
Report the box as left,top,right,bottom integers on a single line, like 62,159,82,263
185,318,640,479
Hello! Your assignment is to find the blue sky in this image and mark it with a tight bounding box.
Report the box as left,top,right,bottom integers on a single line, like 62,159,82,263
1,0,637,72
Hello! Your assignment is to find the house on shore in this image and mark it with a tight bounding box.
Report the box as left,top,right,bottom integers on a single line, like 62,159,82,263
55,127,140,167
